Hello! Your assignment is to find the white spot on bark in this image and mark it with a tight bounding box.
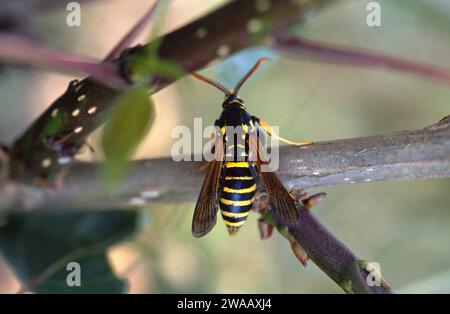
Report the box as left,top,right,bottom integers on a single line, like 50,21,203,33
129,197,146,206
195,27,207,39
58,156,72,165
217,45,231,58
72,109,80,117
77,95,86,102
87,106,97,115
41,158,52,168
140,190,160,199
51,109,59,118
247,18,263,33
254,0,271,13
74,126,83,134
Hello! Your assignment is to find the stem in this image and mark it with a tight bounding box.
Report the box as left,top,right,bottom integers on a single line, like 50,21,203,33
1,115,449,213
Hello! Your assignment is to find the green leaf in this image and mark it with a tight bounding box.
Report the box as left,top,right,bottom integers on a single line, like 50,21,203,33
146,0,173,55
102,87,154,183
0,209,142,293
131,56,184,84
42,115,64,137
120,0,183,84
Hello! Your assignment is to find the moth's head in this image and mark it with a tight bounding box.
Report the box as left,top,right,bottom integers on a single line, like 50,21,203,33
222,94,246,109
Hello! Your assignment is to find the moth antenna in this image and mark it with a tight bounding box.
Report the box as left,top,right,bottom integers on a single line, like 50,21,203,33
232,57,270,95
192,72,231,96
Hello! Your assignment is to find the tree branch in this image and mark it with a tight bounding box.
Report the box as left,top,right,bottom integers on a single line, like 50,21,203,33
5,0,334,182
255,191,392,294
1,115,449,214
288,204,392,293
4,0,450,184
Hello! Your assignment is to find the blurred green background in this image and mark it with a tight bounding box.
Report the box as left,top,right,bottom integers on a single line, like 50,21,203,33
0,0,450,293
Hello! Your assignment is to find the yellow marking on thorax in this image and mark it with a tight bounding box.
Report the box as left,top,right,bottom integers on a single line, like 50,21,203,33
249,120,255,132
220,198,254,206
223,184,256,194
228,99,246,108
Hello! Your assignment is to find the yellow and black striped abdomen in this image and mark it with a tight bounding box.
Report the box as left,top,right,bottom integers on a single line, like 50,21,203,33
219,162,256,235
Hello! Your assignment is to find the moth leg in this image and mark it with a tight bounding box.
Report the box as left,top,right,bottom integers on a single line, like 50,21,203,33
252,192,273,239
258,218,274,239
289,189,327,209
303,193,327,209
288,191,298,201
256,117,314,147
291,240,309,267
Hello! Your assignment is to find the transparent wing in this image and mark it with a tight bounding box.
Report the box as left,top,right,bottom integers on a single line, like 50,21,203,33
192,131,224,237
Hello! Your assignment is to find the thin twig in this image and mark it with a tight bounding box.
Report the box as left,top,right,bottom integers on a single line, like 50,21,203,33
274,36,450,86
0,33,126,89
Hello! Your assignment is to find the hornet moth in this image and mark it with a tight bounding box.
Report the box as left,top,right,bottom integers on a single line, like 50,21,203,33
191,58,313,237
